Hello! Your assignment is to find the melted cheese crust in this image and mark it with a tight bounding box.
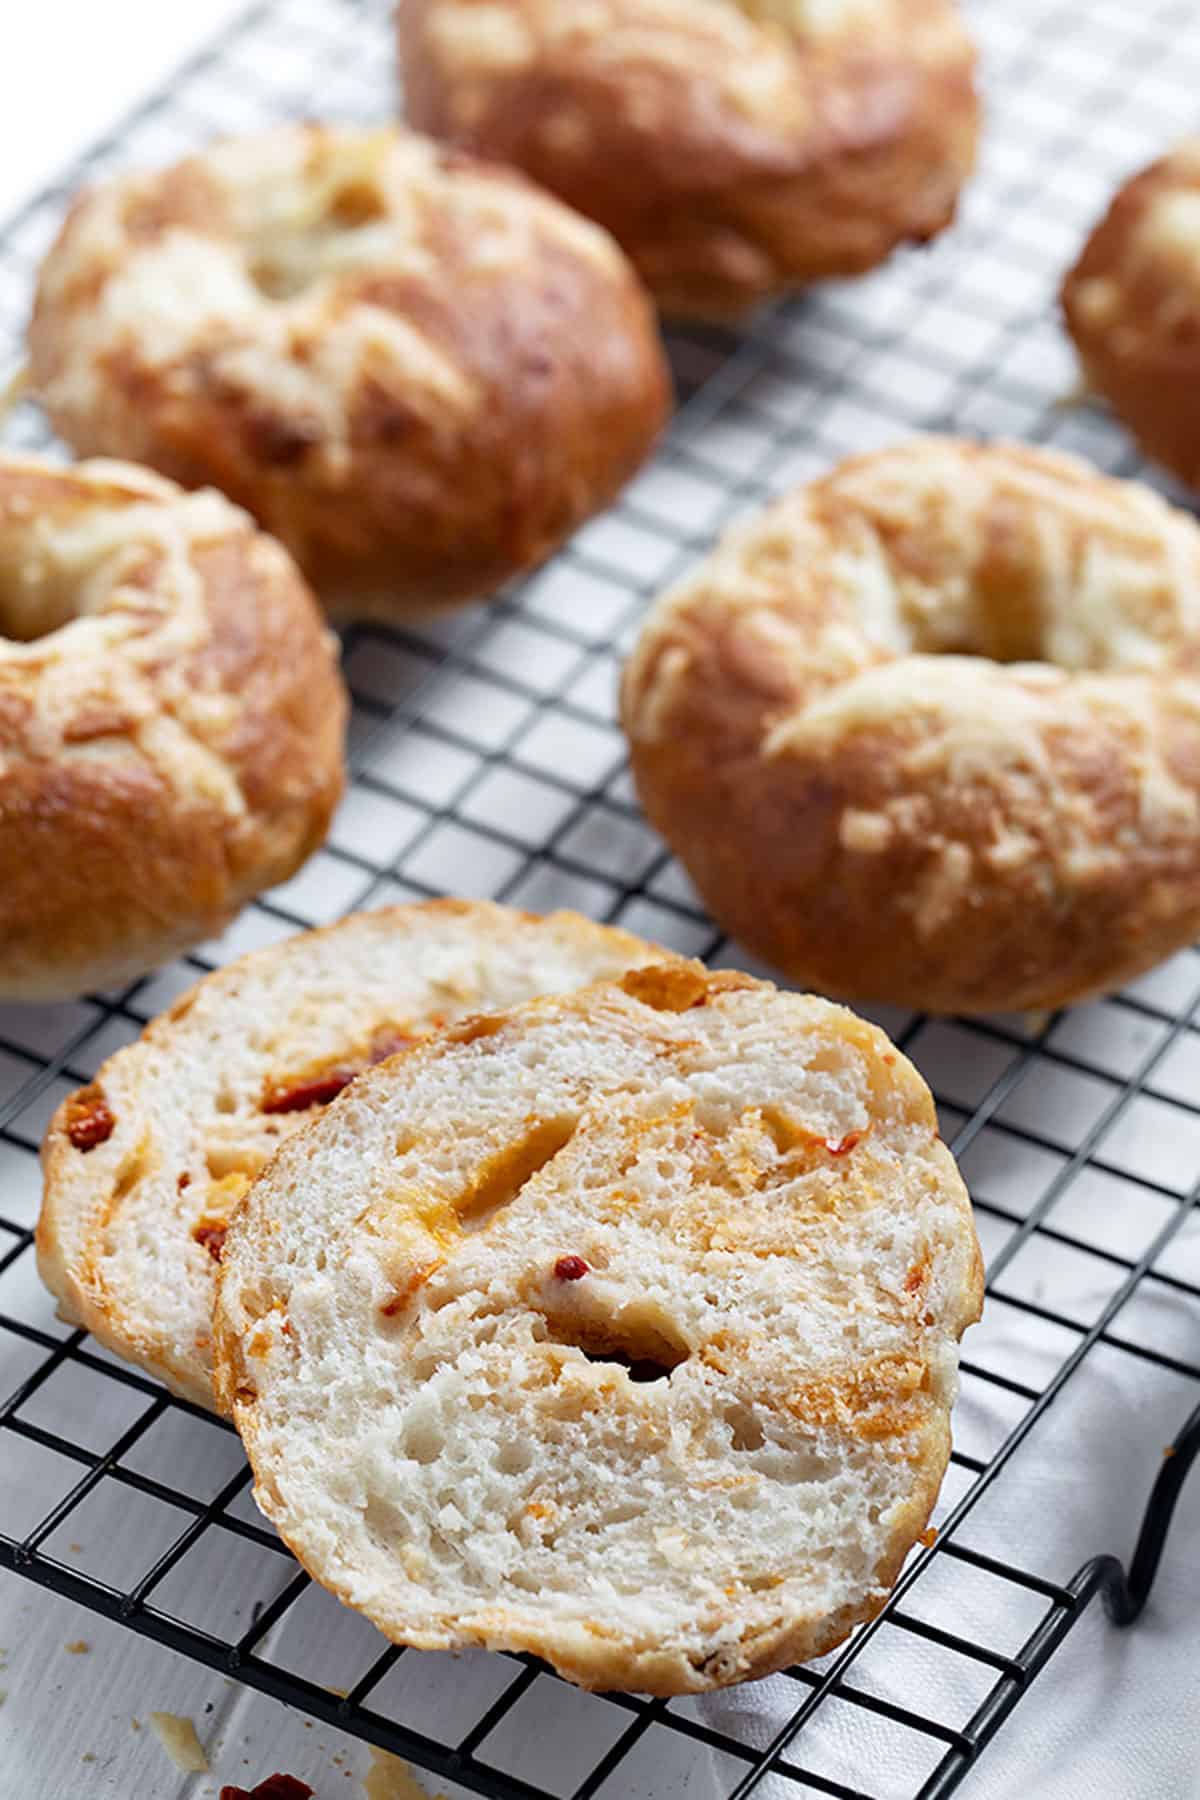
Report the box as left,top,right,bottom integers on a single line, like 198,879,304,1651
622,440,1200,1012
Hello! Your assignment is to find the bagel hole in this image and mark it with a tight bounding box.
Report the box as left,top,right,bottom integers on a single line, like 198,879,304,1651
586,1350,680,1383
880,557,1146,671
0,563,87,643
245,178,389,302
537,1307,690,1384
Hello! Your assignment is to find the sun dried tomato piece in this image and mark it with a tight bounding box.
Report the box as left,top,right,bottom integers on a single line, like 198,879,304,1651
554,1255,590,1282
219,1777,314,1800
262,1024,423,1115
261,1067,355,1113
823,1130,865,1156
64,1087,115,1151
193,1223,228,1263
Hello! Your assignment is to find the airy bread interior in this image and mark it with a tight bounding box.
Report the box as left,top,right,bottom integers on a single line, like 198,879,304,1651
215,964,981,1693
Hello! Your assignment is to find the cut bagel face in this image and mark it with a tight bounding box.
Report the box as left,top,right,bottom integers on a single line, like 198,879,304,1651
37,902,676,1409
214,965,981,1694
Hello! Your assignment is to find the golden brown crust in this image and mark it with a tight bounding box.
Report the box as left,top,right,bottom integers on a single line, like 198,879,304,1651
28,125,670,613
399,0,979,320
1062,142,1200,491
0,455,345,1000
621,439,1200,1014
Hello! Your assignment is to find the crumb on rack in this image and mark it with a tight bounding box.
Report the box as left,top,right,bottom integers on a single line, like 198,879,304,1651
65,1639,90,1654
149,1711,209,1773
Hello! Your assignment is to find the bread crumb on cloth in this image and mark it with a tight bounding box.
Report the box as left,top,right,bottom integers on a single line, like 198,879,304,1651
148,1710,209,1773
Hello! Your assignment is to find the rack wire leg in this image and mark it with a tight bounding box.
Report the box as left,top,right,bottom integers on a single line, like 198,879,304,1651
922,1399,1200,1798
1095,1397,1200,1626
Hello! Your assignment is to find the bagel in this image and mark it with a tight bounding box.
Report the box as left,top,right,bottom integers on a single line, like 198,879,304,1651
398,0,979,321
0,454,344,1002
621,439,1200,1015
1062,142,1200,492
37,901,676,1408
212,962,981,1693
27,125,671,614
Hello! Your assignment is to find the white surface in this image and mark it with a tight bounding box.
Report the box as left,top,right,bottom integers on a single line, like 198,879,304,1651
2,1,1200,1798
0,2,248,220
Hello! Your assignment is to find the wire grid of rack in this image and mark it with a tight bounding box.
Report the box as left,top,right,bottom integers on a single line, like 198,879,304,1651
2,0,1200,1795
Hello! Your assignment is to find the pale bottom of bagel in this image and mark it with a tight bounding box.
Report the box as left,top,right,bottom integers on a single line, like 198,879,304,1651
36,902,675,1409
214,965,982,1693
6,906,248,1005
2,785,338,1003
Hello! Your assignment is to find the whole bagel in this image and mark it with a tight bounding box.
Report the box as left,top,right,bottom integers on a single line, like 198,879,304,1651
1063,142,1200,492
398,0,979,320
621,440,1200,1015
0,455,345,1001
28,125,671,614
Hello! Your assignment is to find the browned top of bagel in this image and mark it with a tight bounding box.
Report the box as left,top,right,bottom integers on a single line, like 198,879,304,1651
399,0,979,319
28,125,671,612
622,439,1200,1014
1063,141,1200,490
0,454,345,999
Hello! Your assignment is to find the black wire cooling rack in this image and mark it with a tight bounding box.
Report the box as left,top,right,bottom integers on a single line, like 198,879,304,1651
3,1,1200,1795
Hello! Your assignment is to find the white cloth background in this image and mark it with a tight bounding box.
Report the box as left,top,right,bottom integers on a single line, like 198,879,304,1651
0,3,248,223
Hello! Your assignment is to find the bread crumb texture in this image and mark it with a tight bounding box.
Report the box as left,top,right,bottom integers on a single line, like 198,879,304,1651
214,966,981,1693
